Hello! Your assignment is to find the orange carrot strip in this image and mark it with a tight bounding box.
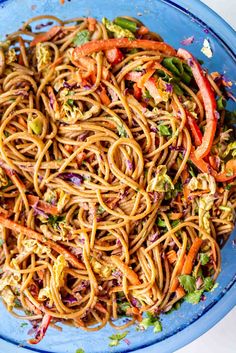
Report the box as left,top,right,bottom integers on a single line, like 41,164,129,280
110,255,141,286
170,255,186,292
137,26,149,36
27,195,59,216
182,237,203,275
95,302,107,314
167,250,177,264
30,26,61,47
169,213,183,221
137,69,155,88
72,38,176,60
99,86,111,106
18,116,27,128
0,216,85,270
181,168,190,202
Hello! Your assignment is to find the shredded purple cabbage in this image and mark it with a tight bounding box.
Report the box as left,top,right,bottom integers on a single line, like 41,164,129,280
215,111,220,120
126,159,133,170
180,35,194,46
63,295,78,304
187,58,194,67
35,21,53,30
33,206,49,219
165,83,173,93
150,125,158,133
148,232,159,242
58,173,84,186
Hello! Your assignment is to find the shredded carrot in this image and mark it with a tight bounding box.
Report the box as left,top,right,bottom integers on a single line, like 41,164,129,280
167,250,177,264
95,302,107,314
182,237,203,275
137,69,155,89
196,90,203,104
72,38,176,60
73,317,85,327
209,156,218,170
0,216,85,269
27,194,59,215
170,255,186,292
30,26,61,47
99,86,111,106
169,213,183,220
88,17,97,32
18,116,27,128
110,255,141,286
137,26,149,36
64,144,74,153
181,168,190,201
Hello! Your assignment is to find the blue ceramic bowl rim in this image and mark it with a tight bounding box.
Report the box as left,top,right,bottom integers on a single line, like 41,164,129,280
0,1,235,353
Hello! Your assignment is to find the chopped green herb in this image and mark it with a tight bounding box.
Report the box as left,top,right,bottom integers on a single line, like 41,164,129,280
189,164,196,178
178,275,196,293
67,99,74,106
203,277,214,291
14,298,22,308
97,205,105,214
25,24,32,31
144,89,152,99
156,217,166,228
199,253,210,266
185,289,203,304
48,215,65,227
158,125,171,136
73,30,91,46
173,83,184,96
118,302,131,314
217,96,226,111
153,320,162,333
20,323,28,328
171,220,180,228
225,184,232,190
140,313,162,334
109,331,129,347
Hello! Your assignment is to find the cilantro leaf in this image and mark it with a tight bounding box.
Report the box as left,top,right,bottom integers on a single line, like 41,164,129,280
156,218,166,227
185,290,203,304
199,253,210,266
73,30,91,46
48,215,65,227
158,125,171,136
203,277,214,291
178,275,196,293
75,349,85,353
153,320,162,333
20,322,28,328
140,313,162,334
97,205,105,214
109,331,129,347
67,99,74,106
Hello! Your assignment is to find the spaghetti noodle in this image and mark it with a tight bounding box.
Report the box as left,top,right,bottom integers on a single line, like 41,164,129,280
0,15,235,343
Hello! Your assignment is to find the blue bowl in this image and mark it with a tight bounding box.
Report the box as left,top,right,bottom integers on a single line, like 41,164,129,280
0,1,235,353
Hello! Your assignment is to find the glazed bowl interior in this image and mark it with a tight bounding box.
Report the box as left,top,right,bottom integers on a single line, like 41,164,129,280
0,1,235,353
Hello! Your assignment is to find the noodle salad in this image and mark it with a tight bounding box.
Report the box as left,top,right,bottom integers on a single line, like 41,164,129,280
0,15,235,345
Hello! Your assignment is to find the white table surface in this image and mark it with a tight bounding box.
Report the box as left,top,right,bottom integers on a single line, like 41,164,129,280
176,1,236,352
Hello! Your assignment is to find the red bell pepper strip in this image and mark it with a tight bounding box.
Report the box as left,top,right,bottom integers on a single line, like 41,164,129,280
177,48,217,159
190,150,236,182
73,38,176,60
105,48,123,65
186,111,203,147
28,314,52,344
133,83,142,100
